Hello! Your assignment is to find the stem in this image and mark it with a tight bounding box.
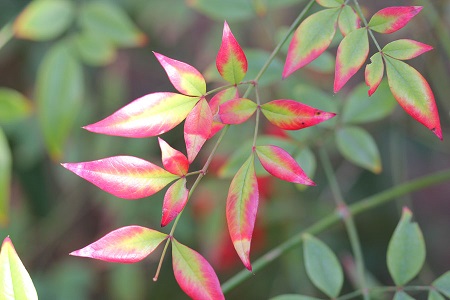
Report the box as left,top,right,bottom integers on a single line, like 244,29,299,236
352,0,382,52
0,21,13,51
252,85,261,148
222,168,450,293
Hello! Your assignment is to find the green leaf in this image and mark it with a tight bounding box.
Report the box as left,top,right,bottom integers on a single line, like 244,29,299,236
382,39,433,60
0,88,32,123
315,0,344,8
303,234,343,298
342,80,396,124
245,49,284,86
187,0,254,21
73,32,116,66
364,52,384,96
336,126,382,173
387,207,426,286
36,42,84,160
428,290,445,300
0,237,38,300
79,1,147,47
13,0,74,41
295,148,316,191
393,291,415,300
433,271,450,298
338,5,361,36
0,129,11,226
270,295,322,300
306,51,335,73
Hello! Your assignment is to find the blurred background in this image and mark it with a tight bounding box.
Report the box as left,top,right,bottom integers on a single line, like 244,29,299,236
0,0,450,299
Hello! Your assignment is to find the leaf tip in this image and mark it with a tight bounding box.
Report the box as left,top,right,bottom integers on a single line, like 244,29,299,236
432,126,443,140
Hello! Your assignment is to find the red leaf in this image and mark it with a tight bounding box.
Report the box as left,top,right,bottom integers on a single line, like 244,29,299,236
161,178,189,227
255,145,315,185
158,137,189,176
226,154,259,270
83,92,199,138
61,156,178,199
153,52,206,96
260,99,336,130
70,226,168,263
172,238,225,300
218,98,257,124
208,87,239,138
368,6,422,34
184,98,213,163
216,21,247,84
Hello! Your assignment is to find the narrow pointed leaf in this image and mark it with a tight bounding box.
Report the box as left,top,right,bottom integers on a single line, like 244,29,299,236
261,100,336,130
382,39,433,60
226,154,259,270
84,92,198,138
158,137,189,176
433,271,450,298
315,0,343,8
172,238,225,300
218,98,257,124
303,234,343,298
0,88,32,123
154,52,206,96
216,21,247,84
0,129,11,226
336,126,382,173
255,145,315,185
0,237,38,300
283,8,340,78
209,87,239,138
385,57,442,139
393,291,415,300
365,52,384,96
70,226,168,263
334,28,369,92
13,0,74,41
338,5,361,36
62,156,178,199
161,178,189,227
184,98,213,163
429,290,445,300
368,6,422,34
387,207,426,286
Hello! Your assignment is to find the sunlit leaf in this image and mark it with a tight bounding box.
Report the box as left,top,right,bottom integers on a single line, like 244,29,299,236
387,207,426,286
226,154,259,270
365,52,384,96
428,290,445,300
0,237,38,300
334,28,369,92
393,291,415,300
73,31,116,66
0,129,11,226
70,226,168,263
209,87,239,138
36,42,83,160
283,8,340,78
255,145,315,185
433,271,450,298
158,137,189,176
216,21,247,85
161,178,189,227
84,92,199,138
154,52,206,96
62,156,179,199
0,88,32,123
218,98,257,124
382,39,433,60
13,0,74,41
385,56,442,139
184,98,213,163
303,234,343,298
261,100,336,130
315,0,343,8
79,1,147,47
172,238,225,299
368,6,422,34
336,126,382,173
338,5,361,36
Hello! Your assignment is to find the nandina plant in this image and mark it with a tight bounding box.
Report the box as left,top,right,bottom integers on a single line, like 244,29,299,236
59,1,450,299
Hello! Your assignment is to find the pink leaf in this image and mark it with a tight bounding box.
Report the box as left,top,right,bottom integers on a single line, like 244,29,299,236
255,145,315,185
172,238,225,300
208,87,239,138
260,99,336,130
283,8,340,78
61,156,179,199
382,39,433,60
184,98,213,163
365,52,384,96
226,154,258,270
158,137,189,176
368,6,422,34
161,178,189,227
83,92,199,138
216,21,248,85
70,226,168,263
218,98,257,124
334,28,369,92
153,52,206,97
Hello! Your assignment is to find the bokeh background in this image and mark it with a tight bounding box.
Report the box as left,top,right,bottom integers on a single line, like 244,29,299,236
1,0,450,299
